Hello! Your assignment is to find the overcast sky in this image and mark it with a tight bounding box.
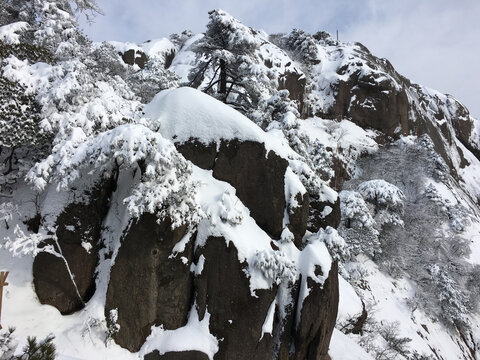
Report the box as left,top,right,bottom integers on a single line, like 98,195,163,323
79,0,480,119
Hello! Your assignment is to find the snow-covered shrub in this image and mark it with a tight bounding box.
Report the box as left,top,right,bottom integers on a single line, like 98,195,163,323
4,225,52,257
249,89,300,130
32,0,92,60
312,226,348,260
284,29,319,64
0,327,17,360
280,227,295,244
338,190,380,258
0,202,18,228
356,319,412,360
105,309,120,345
428,264,470,329
219,189,243,225
253,250,296,286
357,179,405,212
312,31,336,46
169,30,194,49
5,225,86,306
25,124,202,227
340,191,376,229
126,56,179,103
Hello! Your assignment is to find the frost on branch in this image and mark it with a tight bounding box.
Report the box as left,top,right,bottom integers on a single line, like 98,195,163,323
26,124,203,227
4,224,55,258
0,202,18,228
253,250,296,286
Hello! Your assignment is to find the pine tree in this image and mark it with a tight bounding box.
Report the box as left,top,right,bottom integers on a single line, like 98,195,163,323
188,9,267,111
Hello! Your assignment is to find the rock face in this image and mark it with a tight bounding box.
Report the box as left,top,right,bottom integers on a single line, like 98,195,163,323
213,140,289,238
121,48,148,69
293,262,339,360
105,214,192,352
308,196,341,233
33,183,112,314
144,351,209,360
178,139,293,239
328,70,409,137
288,192,310,247
279,70,307,117
195,236,276,359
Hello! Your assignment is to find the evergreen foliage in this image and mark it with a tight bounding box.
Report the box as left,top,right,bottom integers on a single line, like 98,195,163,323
188,9,273,111
17,335,56,360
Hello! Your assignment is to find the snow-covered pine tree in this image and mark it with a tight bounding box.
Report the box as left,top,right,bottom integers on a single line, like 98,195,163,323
126,55,179,103
188,9,270,111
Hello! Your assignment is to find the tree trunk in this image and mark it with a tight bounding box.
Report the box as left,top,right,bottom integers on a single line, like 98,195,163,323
219,59,227,96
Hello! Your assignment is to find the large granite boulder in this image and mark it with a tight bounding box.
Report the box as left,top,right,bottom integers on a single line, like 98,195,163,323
178,139,296,240
33,183,112,314
105,214,192,352
328,71,409,137
213,140,288,239
194,236,277,360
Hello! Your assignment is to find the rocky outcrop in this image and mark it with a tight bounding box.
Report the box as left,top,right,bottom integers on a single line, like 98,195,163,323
195,236,277,359
105,214,192,352
176,140,217,170
308,196,341,233
293,261,339,360
33,183,112,314
121,48,148,69
213,140,288,238
32,134,338,359
177,139,294,239
288,192,310,247
279,70,307,117
328,71,409,137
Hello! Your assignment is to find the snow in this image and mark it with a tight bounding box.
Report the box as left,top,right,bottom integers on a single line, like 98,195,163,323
108,41,143,54
192,166,283,294
337,277,363,322
190,254,205,275
284,167,306,211
139,307,218,359
0,22,29,44
349,255,474,360
139,38,176,59
259,300,276,341
299,118,378,155
330,329,373,360
169,34,204,83
144,87,296,159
